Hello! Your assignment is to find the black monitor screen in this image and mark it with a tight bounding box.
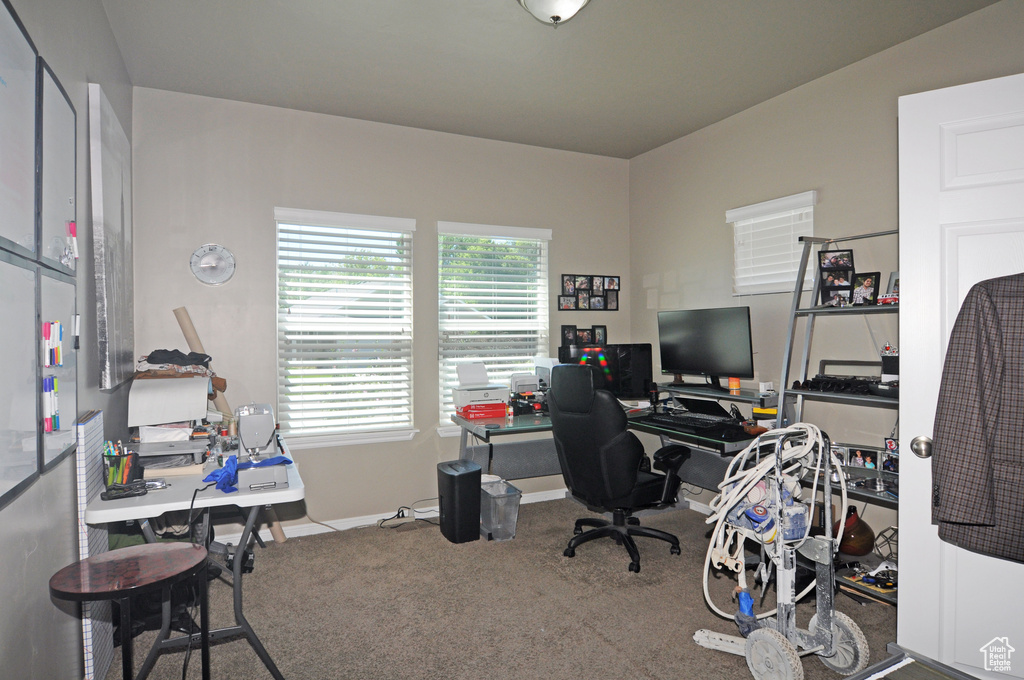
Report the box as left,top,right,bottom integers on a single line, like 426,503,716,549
657,307,754,389
556,343,653,400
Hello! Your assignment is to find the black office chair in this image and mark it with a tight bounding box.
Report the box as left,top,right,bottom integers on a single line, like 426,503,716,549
548,363,690,572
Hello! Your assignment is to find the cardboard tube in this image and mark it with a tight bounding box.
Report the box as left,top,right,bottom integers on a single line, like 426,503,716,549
173,306,232,416
264,507,287,543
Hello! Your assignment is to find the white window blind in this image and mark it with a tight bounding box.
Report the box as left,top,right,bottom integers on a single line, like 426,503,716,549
726,191,817,295
276,208,415,443
438,222,550,423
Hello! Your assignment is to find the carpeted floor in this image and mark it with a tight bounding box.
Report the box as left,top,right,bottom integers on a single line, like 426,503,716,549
106,498,896,679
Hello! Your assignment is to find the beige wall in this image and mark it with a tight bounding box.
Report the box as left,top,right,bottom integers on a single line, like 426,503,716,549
132,2,1024,532
629,0,1024,448
627,0,1024,530
3,0,133,677
131,90,630,523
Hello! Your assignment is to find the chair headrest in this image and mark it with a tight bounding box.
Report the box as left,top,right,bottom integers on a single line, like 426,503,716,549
550,364,599,413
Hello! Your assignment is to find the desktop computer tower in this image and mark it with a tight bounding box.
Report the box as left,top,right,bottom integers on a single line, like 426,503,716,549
437,459,481,543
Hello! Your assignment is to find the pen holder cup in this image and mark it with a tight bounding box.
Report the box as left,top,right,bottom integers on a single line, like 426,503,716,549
104,452,144,488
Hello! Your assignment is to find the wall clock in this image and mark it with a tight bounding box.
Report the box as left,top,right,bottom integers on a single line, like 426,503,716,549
190,243,236,285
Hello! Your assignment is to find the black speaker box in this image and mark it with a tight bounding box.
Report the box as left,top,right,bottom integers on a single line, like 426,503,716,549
437,460,481,543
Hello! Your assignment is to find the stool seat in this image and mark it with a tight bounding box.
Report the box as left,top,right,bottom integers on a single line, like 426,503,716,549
50,542,207,601
50,542,209,680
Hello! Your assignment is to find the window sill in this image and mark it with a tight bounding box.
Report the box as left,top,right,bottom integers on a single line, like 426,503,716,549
436,425,462,438
284,428,418,451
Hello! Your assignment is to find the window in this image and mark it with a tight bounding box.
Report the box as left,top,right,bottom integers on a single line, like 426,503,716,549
438,222,551,425
726,191,817,295
276,208,415,447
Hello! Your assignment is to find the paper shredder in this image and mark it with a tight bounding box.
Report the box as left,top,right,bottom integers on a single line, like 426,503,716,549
437,459,481,543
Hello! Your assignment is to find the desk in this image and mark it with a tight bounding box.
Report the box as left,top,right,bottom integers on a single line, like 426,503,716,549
452,411,748,488
454,413,561,479
84,445,303,680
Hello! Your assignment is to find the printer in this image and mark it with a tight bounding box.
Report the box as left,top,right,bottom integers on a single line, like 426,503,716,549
453,363,509,419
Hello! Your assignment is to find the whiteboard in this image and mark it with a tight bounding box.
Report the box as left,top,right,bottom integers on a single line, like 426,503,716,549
39,60,77,273
0,251,39,508
0,0,38,257
40,269,77,468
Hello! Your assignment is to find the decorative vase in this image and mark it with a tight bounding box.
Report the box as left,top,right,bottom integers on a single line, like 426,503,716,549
834,505,875,556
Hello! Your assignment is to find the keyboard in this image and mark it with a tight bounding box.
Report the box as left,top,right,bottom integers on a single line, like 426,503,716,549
641,411,731,431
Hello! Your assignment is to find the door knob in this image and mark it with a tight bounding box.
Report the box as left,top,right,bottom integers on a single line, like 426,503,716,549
911,436,932,459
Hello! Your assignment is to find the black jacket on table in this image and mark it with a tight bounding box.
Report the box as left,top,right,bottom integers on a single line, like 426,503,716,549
931,272,1024,563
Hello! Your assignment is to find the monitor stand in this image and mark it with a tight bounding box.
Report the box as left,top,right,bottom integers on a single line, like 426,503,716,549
668,374,729,391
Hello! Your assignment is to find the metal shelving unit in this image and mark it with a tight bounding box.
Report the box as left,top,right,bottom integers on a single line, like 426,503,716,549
776,230,899,427
775,231,900,551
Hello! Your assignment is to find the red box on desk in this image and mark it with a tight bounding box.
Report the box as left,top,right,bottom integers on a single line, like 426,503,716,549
457,404,508,419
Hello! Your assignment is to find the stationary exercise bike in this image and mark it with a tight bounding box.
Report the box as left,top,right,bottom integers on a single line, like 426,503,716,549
693,423,870,680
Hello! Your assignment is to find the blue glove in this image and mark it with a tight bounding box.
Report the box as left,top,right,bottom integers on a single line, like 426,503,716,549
203,454,240,493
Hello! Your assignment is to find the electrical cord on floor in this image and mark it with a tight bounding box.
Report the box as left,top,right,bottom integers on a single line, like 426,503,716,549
378,497,440,528
179,579,200,680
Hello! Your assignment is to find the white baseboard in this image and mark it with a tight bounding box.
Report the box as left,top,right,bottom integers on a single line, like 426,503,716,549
217,487,569,545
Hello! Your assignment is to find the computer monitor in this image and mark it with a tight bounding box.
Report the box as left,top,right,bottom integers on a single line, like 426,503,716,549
556,343,653,400
657,306,755,390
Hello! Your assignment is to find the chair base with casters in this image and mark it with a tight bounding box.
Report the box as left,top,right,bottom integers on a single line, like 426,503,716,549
562,444,689,573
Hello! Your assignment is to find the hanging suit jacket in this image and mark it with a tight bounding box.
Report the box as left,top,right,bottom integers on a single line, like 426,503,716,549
931,272,1024,563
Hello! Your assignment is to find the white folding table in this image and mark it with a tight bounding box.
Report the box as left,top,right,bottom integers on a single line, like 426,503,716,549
85,442,303,680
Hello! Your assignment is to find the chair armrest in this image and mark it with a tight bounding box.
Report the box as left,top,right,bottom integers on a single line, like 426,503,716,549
653,444,690,505
653,444,690,475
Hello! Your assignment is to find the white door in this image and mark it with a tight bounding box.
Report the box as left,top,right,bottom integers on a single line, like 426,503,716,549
899,72,1024,678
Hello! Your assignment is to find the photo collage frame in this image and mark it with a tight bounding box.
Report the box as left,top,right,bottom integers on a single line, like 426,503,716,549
559,274,620,311
561,324,607,346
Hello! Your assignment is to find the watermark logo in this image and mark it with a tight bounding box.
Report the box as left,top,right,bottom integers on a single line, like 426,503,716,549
980,637,1015,673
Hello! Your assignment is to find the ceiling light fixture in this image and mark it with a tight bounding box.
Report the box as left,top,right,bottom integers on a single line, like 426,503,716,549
517,0,590,28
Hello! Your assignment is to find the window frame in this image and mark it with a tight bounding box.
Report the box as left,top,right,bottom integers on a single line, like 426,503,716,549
726,190,817,296
275,207,417,449
437,221,551,435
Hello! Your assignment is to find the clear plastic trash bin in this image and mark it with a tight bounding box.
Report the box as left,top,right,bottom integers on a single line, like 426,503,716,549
480,479,521,541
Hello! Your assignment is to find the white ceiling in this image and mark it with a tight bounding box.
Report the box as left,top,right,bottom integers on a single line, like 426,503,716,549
99,0,999,159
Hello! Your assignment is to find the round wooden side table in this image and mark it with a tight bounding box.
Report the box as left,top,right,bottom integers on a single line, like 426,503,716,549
49,542,210,680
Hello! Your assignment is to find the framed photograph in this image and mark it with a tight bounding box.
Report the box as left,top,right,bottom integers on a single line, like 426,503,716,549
851,271,880,305
591,296,605,310
886,271,899,295
576,328,593,344
575,275,592,291
818,249,854,271
820,286,852,306
561,274,576,296
604,276,620,291
606,290,619,310
881,452,899,473
820,269,852,287
830,445,848,466
558,295,576,310
561,325,577,346
593,325,607,344
592,276,605,296
846,447,883,469
577,291,591,309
